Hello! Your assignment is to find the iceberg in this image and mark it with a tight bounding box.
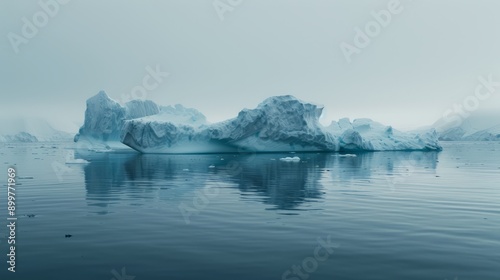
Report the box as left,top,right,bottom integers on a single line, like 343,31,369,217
121,95,339,153
438,125,500,141
433,110,500,141
0,118,72,142
119,95,442,153
0,132,38,143
279,156,301,162
462,125,500,141
74,91,161,149
75,92,442,153
328,118,442,151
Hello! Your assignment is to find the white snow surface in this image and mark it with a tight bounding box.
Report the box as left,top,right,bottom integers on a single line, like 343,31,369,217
120,95,442,153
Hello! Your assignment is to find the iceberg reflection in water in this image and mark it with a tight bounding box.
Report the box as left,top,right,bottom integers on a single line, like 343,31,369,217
1,142,499,280
82,151,439,213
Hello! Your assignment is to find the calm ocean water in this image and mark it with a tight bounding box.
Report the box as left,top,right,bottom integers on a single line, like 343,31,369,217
0,141,499,280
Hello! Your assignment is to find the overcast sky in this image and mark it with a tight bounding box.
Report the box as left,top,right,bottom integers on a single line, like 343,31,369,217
2,0,500,132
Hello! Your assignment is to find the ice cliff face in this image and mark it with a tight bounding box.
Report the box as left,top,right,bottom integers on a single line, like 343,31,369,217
120,95,442,153
74,91,161,147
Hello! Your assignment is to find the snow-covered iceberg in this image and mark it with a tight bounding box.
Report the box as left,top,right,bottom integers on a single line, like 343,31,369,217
120,95,442,153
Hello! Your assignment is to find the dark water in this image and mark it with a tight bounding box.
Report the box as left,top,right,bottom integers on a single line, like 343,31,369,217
0,142,499,280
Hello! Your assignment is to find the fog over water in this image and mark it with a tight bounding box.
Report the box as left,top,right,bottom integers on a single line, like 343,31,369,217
2,0,500,132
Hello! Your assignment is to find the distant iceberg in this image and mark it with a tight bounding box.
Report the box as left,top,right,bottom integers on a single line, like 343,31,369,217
0,118,72,142
0,132,38,143
438,125,500,141
75,92,442,153
328,118,442,151
433,110,500,141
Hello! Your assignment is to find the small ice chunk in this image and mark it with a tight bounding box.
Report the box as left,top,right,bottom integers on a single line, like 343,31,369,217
338,154,357,157
91,148,113,153
279,156,301,162
66,159,89,164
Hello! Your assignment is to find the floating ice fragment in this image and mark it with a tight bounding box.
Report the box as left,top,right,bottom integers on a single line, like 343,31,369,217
338,154,357,157
279,156,301,162
66,158,89,164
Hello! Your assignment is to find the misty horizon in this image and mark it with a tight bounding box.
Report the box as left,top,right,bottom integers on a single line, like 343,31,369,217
2,1,500,133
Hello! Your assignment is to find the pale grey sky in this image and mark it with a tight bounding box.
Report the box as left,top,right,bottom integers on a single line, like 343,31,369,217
2,0,500,132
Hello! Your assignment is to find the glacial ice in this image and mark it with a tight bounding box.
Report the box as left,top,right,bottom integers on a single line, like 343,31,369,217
0,132,38,143
74,91,203,149
279,156,301,162
119,95,442,153
0,118,72,142
74,91,160,148
462,125,500,141
434,110,500,141
438,125,500,141
74,92,442,153
328,118,442,151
